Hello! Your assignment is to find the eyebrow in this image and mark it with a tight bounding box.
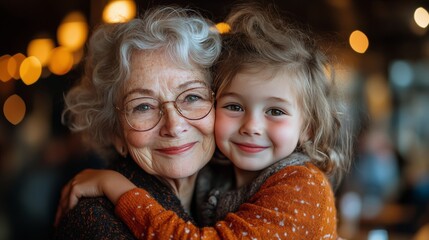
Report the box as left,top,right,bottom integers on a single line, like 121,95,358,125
123,79,209,101
267,96,293,105
219,92,294,107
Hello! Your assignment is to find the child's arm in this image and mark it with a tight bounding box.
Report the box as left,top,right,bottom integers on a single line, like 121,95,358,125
54,169,136,226
116,164,338,239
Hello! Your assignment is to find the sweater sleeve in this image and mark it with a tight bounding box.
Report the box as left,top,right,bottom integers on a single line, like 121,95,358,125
115,163,338,239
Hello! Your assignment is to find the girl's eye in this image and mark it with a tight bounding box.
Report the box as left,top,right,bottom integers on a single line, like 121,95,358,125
224,104,243,112
266,108,286,116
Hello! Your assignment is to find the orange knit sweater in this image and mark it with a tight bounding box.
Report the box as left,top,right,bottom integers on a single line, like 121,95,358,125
115,163,338,239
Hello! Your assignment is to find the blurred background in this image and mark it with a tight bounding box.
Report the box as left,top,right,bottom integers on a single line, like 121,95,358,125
0,0,428,239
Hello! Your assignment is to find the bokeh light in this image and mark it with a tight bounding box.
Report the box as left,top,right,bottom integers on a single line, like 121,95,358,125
20,56,42,85
215,22,231,34
72,48,84,65
7,53,26,80
365,74,392,120
0,55,12,82
102,0,136,23
414,7,429,29
57,11,89,51
48,46,74,75
3,94,26,125
349,30,369,54
389,60,414,88
27,38,55,66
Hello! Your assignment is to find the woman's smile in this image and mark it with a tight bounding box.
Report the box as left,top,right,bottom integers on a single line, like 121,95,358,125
156,142,197,155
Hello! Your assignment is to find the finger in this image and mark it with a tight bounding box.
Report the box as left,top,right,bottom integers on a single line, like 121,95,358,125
68,191,80,210
54,204,63,227
55,180,73,226
54,183,71,227
60,182,72,209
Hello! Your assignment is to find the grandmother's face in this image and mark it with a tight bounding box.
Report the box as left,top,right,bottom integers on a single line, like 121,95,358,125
120,50,215,179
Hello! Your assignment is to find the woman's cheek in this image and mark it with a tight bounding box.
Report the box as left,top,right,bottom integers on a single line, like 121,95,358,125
125,131,152,149
199,112,216,154
201,111,216,135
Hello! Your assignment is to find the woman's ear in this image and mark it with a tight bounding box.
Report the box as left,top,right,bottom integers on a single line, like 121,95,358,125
113,136,128,157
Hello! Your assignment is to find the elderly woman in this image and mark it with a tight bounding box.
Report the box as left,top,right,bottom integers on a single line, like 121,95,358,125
54,6,221,239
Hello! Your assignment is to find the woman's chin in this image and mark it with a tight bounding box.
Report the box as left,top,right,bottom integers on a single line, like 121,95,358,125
160,167,199,180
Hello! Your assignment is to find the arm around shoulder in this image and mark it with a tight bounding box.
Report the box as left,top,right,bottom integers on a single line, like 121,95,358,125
114,163,338,239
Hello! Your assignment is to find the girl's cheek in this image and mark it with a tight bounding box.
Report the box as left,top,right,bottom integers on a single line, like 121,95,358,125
214,116,223,139
214,113,231,140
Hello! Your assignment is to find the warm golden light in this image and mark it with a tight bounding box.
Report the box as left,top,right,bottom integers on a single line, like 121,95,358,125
3,94,26,125
215,22,231,34
72,48,84,65
48,46,74,75
102,0,136,23
414,7,429,28
326,0,351,9
7,53,26,80
57,11,89,51
20,56,42,85
27,38,55,66
349,30,369,54
365,74,392,120
0,55,12,82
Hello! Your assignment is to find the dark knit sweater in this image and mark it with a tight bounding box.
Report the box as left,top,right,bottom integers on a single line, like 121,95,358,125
53,156,194,240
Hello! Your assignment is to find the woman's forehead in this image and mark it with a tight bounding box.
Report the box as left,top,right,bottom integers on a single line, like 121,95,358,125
130,51,207,82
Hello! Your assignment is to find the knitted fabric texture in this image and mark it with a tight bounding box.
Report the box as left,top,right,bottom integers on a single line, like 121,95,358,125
198,152,310,226
116,162,338,239
54,156,193,239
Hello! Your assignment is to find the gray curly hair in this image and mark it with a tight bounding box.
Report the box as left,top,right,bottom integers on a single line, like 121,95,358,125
62,6,222,158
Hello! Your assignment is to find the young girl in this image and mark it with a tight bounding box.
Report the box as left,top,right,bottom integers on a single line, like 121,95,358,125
57,3,351,239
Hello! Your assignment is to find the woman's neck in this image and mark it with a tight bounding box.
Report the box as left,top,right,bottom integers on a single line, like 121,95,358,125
159,174,198,213
234,167,262,188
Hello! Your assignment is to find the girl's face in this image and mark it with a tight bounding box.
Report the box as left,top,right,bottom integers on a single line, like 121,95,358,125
121,50,215,180
215,67,305,172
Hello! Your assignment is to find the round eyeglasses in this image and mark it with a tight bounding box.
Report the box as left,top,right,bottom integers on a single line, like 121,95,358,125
117,87,214,131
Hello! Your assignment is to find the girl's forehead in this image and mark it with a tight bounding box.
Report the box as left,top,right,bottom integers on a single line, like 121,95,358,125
239,62,297,74
234,65,298,84
226,65,304,104
229,68,296,92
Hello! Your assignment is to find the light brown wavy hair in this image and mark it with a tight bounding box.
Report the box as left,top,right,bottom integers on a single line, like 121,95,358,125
213,3,352,185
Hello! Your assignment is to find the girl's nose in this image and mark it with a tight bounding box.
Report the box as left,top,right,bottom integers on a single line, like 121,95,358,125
239,114,263,136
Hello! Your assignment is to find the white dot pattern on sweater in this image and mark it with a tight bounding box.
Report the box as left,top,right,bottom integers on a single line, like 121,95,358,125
120,164,337,240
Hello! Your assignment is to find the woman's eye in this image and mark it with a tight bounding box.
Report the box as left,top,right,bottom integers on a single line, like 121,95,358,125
267,108,286,116
134,104,152,113
184,94,202,103
224,104,243,112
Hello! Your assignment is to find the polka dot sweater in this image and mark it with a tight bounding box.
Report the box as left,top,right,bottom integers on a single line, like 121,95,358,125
115,163,338,239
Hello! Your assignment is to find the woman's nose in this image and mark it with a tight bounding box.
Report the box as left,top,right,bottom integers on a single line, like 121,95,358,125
159,102,187,136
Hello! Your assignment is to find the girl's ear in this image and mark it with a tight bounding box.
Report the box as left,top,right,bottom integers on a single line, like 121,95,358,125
113,136,128,157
